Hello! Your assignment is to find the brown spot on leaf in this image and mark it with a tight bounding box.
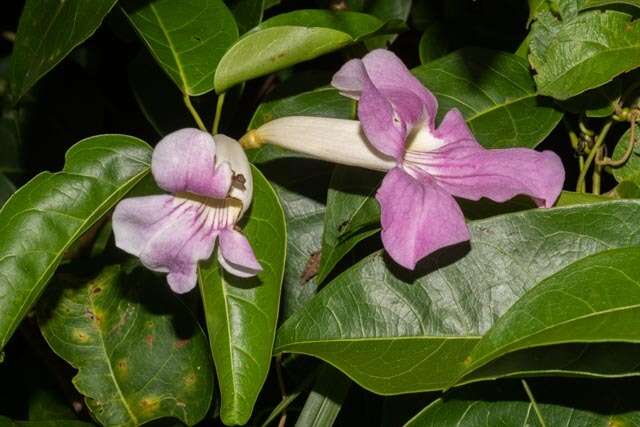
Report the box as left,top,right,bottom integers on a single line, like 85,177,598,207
116,359,128,377
184,372,197,387
300,251,321,284
146,335,154,348
175,339,189,349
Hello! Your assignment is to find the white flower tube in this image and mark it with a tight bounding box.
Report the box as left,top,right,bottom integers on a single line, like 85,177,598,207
241,116,396,172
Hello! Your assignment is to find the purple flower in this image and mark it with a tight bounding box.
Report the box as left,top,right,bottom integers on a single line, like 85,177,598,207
326,49,565,268
113,129,261,293
243,50,565,270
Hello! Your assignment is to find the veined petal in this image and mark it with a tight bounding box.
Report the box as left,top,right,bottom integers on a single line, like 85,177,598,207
247,116,396,172
376,168,469,270
112,195,217,293
217,229,262,278
152,128,232,199
417,109,565,208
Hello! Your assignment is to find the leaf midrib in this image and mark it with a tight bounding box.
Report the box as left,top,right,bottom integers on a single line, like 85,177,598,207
87,272,139,425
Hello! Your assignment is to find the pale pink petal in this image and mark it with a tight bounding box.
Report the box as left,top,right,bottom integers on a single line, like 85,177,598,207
423,109,565,207
376,168,470,270
112,195,217,293
217,228,262,278
152,128,232,198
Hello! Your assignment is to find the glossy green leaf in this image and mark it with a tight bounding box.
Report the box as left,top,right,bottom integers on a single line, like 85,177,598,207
406,379,640,427
530,10,640,100
248,87,355,131
9,0,118,101
581,0,640,9
214,10,390,92
0,135,151,352
317,168,381,284
610,124,640,184
527,0,549,25
294,364,351,427
460,247,640,383
38,266,214,426
258,158,329,320
198,166,286,425
413,48,563,149
231,0,265,35
122,0,238,96
275,201,640,394
418,24,450,64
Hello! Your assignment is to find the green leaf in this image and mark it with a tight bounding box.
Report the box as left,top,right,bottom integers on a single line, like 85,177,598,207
413,48,563,149
258,158,329,320
581,0,640,9
122,0,239,96
609,124,640,184
406,379,640,427
317,168,381,284
418,24,450,64
0,135,151,351
459,247,640,383
231,0,265,35
294,364,351,427
248,87,355,130
9,0,118,101
198,166,286,425
214,10,390,93
275,201,640,394
530,10,640,100
38,266,214,426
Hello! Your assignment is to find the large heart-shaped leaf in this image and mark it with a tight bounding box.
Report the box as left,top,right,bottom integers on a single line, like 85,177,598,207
214,10,392,92
198,166,286,425
275,201,640,394
413,48,563,149
0,135,151,351
38,266,214,426
530,10,640,100
459,247,640,384
122,0,238,96
9,0,118,101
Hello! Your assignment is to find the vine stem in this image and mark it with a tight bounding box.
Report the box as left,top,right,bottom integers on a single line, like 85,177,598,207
212,93,226,134
182,94,207,131
521,380,547,427
597,115,637,167
576,120,613,193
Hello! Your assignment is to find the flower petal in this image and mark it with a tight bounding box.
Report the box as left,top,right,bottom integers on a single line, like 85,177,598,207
217,228,262,278
332,49,438,128
376,168,470,270
214,134,253,215
425,109,565,208
332,59,406,159
112,195,217,293
152,128,232,198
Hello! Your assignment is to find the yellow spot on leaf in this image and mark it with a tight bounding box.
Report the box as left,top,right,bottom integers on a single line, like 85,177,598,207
72,329,90,343
139,396,160,414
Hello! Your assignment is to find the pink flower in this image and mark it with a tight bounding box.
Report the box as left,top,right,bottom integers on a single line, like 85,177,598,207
244,50,565,270
112,129,261,293
330,49,565,269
